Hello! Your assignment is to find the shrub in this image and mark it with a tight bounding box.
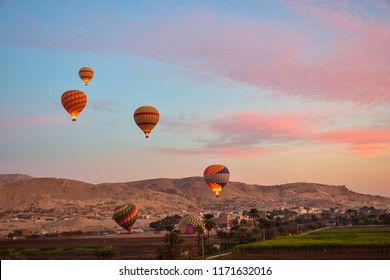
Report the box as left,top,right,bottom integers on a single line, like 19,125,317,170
94,245,119,259
7,249,26,260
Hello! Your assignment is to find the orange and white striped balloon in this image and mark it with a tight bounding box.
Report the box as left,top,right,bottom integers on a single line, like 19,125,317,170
78,67,94,86
61,90,87,121
133,106,160,138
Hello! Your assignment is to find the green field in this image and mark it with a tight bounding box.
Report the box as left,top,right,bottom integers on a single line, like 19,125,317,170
236,226,390,254
0,246,99,254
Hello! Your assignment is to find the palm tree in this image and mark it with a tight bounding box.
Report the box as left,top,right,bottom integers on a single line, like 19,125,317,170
203,213,215,247
216,230,229,249
259,218,275,240
248,208,260,229
164,225,182,259
194,224,205,258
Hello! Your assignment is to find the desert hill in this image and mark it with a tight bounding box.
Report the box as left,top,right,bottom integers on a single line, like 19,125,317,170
1,175,389,235
0,174,33,181
1,175,389,213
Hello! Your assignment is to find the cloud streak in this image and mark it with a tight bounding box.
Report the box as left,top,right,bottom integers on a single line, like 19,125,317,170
158,111,390,157
156,143,283,158
1,1,389,104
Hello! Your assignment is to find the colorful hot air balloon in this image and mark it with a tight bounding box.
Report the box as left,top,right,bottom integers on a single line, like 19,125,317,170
178,215,205,235
61,90,87,121
112,203,138,232
203,164,230,197
78,67,94,86
133,106,160,138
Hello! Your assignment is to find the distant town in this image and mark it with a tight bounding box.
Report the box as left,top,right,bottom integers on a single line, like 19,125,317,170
3,204,390,240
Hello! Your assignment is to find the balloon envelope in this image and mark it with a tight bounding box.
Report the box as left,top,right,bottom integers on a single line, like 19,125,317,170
203,164,230,197
178,215,205,235
61,90,87,121
78,67,94,85
113,204,138,232
133,106,160,138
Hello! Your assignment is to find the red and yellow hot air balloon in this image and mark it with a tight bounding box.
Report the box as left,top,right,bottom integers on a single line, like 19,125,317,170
203,164,230,197
112,203,138,232
133,106,160,138
61,90,87,121
78,67,94,86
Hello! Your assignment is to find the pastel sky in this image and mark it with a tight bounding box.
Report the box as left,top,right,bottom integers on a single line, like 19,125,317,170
1,0,389,197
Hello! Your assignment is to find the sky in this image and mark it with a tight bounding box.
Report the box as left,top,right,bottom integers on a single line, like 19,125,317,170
0,0,389,197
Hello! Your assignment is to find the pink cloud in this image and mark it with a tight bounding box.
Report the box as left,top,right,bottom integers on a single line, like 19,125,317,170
313,129,390,156
158,111,390,157
274,1,390,102
119,4,390,104
210,112,313,139
3,2,390,104
350,144,390,157
313,129,390,144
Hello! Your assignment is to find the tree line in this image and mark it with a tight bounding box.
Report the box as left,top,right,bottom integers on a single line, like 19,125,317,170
151,206,390,259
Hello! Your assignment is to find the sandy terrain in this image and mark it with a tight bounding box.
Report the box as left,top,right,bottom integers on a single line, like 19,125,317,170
0,216,155,237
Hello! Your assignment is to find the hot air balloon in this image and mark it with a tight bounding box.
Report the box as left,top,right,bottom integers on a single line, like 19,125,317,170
178,215,205,235
61,90,87,121
112,203,138,232
78,67,94,86
133,106,160,138
203,164,230,197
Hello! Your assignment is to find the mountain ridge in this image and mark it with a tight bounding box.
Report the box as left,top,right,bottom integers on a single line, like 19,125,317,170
0,174,33,181
1,174,389,213
1,174,389,235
